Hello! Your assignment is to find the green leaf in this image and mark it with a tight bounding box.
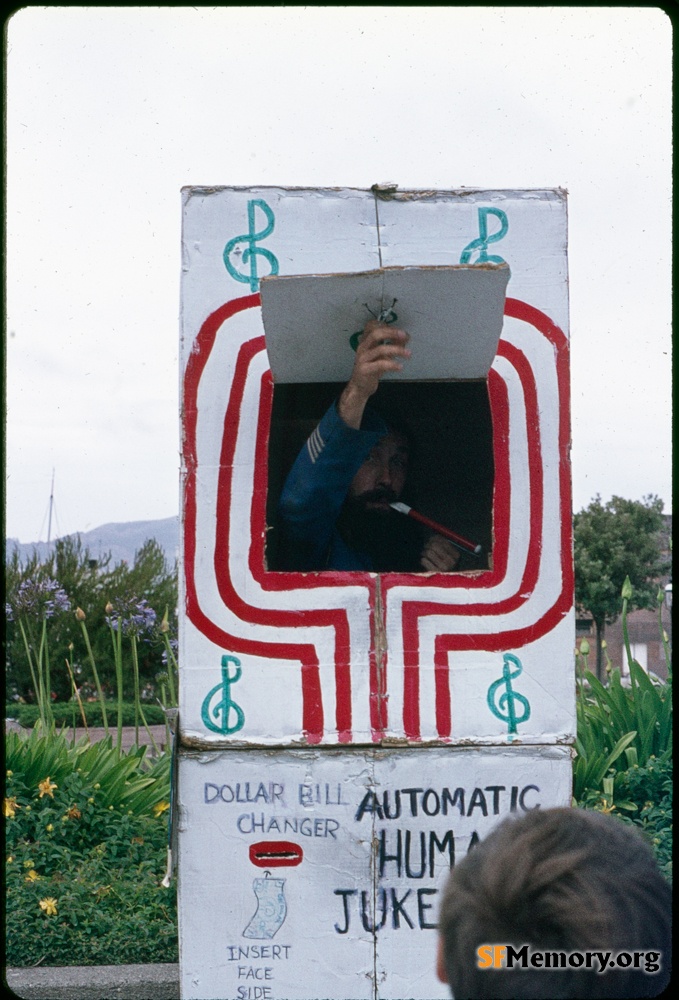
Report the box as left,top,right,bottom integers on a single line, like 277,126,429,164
589,730,638,790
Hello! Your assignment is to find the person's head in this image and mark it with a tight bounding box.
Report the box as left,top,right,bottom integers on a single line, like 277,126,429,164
348,430,409,510
437,807,671,999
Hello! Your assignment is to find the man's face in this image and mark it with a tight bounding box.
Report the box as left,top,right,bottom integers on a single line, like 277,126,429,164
348,433,409,510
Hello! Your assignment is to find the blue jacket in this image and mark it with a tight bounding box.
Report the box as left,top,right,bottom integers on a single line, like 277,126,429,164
278,402,390,570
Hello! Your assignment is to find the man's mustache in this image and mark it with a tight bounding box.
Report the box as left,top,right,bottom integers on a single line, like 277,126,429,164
354,487,399,504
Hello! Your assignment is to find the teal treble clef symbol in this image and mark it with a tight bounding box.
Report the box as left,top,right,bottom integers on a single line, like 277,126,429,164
460,206,509,264
486,653,531,737
201,655,245,735
223,199,279,292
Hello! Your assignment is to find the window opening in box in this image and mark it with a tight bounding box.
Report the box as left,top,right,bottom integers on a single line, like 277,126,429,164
265,380,494,575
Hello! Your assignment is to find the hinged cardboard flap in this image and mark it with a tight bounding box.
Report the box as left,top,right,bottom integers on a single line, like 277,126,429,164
261,263,510,383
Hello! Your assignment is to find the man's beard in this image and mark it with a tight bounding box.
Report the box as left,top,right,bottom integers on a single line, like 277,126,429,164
337,489,421,572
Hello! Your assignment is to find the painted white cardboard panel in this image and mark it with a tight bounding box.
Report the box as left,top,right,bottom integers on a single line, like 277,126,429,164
179,619,575,748
181,187,379,356
374,189,568,330
180,186,573,747
178,745,572,1000
260,263,510,383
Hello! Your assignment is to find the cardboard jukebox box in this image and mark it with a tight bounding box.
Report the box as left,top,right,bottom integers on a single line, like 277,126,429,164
178,186,574,999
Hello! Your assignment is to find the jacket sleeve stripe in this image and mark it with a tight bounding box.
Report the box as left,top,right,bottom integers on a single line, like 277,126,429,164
306,426,325,464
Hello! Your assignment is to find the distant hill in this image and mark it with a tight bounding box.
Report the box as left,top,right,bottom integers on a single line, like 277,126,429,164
5,516,179,569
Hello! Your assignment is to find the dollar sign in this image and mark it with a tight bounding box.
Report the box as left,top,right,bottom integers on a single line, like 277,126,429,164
201,655,245,735
460,206,508,264
487,653,531,736
223,199,279,292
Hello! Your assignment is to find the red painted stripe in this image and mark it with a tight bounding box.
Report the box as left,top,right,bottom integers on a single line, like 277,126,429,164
184,297,324,741
370,578,388,738
434,298,573,650
402,340,543,739
401,299,571,739
213,336,323,738
248,370,354,742
434,370,511,739
185,296,372,743
437,303,571,735
184,294,572,745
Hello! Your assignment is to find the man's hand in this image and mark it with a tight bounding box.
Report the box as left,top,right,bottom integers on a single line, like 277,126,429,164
338,319,410,429
420,534,460,572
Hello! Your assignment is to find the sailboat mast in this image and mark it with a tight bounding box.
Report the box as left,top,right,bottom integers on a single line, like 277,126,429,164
47,469,55,544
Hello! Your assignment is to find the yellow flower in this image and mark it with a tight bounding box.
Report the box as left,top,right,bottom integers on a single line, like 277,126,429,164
39,897,58,916
25,869,41,882
7,769,13,778
75,607,87,621
153,801,170,818
23,859,35,869
46,824,54,833
7,856,14,864
4,797,20,818
38,778,57,798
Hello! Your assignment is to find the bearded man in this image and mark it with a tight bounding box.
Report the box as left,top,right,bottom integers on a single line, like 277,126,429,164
278,320,460,573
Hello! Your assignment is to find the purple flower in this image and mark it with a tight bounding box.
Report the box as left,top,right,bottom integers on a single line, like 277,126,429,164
6,578,71,621
106,597,157,637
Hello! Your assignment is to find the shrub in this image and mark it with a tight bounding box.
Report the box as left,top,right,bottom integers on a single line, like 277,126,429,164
5,728,176,966
573,576,672,882
573,575,672,801
6,818,177,967
614,752,673,882
6,701,168,729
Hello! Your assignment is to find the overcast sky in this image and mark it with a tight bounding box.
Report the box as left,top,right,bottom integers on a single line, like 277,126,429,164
5,6,672,544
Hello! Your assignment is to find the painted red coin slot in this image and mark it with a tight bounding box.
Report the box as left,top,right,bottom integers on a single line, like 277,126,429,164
249,840,304,867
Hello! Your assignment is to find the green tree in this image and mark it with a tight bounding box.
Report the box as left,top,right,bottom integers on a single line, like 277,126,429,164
574,495,669,681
